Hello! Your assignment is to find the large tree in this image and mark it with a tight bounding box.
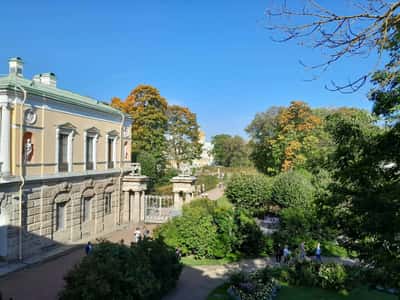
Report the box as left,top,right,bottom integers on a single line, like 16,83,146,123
211,134,251,167
167,105,202,169
111,85,168,165
247,101,328,175
329,24,400,286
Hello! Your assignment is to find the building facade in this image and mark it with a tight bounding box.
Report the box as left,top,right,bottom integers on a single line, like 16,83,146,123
0,57,138,261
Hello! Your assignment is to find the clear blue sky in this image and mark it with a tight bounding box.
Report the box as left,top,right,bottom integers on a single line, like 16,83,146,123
0,1,378,139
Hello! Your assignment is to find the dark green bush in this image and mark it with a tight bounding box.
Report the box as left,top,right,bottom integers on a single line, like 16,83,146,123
271,170,315,208
155,199,270,259
225,173,273,214
59,239,182,300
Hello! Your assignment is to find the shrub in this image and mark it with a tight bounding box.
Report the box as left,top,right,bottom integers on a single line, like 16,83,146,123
318,263,347,290
59,239,182,300
225,173,273,215
229,270,279,300
155,199,269,259
271,170,315,208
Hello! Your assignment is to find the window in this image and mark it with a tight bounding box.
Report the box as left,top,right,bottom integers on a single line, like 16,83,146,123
107,138,114,169
83,197,91,222
104,193,112,215
56,202,66,231
58,133,69,172
86,136,94,170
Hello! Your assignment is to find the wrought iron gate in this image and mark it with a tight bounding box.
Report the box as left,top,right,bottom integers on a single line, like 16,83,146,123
144,195,180,223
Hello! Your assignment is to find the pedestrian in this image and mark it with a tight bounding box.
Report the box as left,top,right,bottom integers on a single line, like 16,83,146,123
283,245,291,263
274,243,282,263
315,242,322,263
134,227,141,243
85,241,93,255
175,247,182,260
299,241,306,260
143,227,151,239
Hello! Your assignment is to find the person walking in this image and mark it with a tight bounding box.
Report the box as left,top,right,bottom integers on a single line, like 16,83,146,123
274,243,282,263
134,227,141,243
85,241,93,255
283,245,291,263
315,242,322,263
299,241,306,260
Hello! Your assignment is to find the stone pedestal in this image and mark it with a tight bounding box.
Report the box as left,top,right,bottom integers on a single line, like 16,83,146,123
122,175,148,224
170,176,197,211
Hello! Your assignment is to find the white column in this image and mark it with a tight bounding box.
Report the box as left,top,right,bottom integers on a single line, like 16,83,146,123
0,103,11,176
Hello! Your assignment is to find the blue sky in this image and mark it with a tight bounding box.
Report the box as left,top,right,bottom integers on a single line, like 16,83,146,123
0,1,379,139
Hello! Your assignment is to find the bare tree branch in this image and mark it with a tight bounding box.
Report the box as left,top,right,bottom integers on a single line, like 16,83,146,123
265,0,400,92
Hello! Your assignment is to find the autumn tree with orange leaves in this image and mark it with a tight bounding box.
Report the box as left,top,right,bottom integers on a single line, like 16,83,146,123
111,85,168,165
247,101,326,174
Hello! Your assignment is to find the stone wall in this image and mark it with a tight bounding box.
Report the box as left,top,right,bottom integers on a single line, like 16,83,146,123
0,173,126,261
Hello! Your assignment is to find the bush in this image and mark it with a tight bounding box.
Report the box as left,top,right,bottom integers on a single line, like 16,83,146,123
137,152,158,189
271,170,315,208
229,270,279,300
155,199,269,259
59,239,182,300
284,260,364,292
225,173,273,215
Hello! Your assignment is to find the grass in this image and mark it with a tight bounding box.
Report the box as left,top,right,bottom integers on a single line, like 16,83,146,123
181,255,238,266
207,284,397,300
216,195,233,208
322,241,358,258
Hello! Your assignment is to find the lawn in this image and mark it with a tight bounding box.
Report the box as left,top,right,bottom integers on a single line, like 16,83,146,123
207,284,397,300
181,255,237,266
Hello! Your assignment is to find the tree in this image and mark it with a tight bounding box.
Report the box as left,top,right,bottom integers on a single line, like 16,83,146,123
111,85,168,165
211,134,251,167
266,0,400,91
247,101,326,175
167,105,202,169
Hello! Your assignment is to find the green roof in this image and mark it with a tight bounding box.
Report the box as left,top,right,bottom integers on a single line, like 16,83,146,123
0,74,128,118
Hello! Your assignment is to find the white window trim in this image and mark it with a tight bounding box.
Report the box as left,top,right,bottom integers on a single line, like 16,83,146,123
84,130,99,171
106,133,118,169
55,126,75,173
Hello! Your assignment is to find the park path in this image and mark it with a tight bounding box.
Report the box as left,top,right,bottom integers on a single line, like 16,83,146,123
163,258,272,300
206,185,224,200
0,224,155,300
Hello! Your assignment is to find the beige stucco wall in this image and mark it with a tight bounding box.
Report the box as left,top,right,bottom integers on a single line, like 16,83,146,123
10,100,132,178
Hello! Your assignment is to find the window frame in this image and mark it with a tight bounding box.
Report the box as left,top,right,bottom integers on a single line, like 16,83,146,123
104,192,112,215
82,196,91,223
56,202,66,231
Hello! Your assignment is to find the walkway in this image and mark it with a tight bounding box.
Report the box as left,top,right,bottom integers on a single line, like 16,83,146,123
206,185,224,200
0,224,155,300
163,258,271,300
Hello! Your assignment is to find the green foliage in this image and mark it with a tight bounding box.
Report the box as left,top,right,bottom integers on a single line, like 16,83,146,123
59,239,182,300
167,105,202,168
137,151,158,189
196,175,219,191
211,134,252,167
155,199,269,259
271,170,314,208
287,261,364,292
225,173,273,214
229,270,278,300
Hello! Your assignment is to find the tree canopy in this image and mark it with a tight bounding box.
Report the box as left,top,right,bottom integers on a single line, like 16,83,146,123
167,105,202,169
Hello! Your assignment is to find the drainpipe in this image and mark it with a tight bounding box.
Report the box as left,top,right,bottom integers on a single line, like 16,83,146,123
117,110,125,225
12,79,27,261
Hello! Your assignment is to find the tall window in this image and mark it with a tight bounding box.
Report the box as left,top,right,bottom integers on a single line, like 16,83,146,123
107,138,114,169
56,202,66,231
58,133,69,172
83,197,91,222
86,136,94,170
104,192,112,215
